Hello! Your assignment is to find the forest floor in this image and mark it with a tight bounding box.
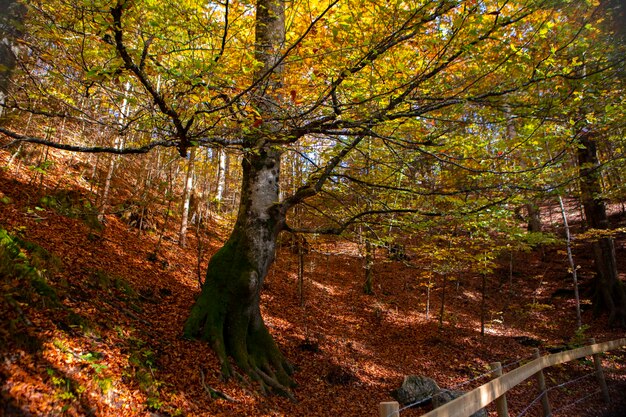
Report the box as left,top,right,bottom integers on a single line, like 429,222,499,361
0,147,625,417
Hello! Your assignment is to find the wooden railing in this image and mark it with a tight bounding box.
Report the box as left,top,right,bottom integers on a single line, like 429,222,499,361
379,337,626,417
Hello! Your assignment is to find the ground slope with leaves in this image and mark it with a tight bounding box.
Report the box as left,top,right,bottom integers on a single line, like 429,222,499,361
0,149,625,417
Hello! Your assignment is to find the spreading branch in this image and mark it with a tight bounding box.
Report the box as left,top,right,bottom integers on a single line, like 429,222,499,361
279,134,366,212
287,197,510,235
0,126,239,153
110,1,190,155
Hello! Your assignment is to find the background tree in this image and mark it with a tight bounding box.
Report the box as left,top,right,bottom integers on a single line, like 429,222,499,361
0,0,26,117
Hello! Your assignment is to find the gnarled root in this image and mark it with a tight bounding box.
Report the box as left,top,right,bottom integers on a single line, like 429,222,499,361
184,291,296,399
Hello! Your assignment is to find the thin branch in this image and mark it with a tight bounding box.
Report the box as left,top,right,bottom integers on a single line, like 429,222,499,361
110,2,190,154
198,0,340,117
279,134,365,211
288,197,510,235
214,0,229,63
0,127,175,154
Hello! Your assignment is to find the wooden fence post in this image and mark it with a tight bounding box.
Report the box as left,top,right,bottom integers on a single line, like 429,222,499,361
490,361,509,417
533,349,552,417
589,338,611,403
379,401,399,417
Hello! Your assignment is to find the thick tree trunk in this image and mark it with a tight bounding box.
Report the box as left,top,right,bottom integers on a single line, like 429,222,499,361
577,128,626,327
184,145,294,395
185,0,294,395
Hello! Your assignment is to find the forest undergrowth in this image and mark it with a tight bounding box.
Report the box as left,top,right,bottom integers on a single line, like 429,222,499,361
1,148,625,417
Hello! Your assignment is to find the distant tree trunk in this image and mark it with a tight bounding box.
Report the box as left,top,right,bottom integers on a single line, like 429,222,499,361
98,82,131,222
577,128,626,327
480,252,488,337
480,271,486,337
215,148,228,210
179,147,196,247
426,255,433,319
297,234,305,306
98,136,121,222
558,196,582,329
525,203,542,232
505,107,542,232
362,141,374,295
0,0,26,118
438,272,447,329
363,236,374,295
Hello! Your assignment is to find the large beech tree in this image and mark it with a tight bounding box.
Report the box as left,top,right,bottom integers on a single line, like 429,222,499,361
2,0,625,393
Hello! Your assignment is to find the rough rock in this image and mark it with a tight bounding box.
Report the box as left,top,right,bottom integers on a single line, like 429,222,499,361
391,375,440,405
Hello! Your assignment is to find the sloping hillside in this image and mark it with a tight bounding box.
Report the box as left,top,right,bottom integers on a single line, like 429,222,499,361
1,147,625,417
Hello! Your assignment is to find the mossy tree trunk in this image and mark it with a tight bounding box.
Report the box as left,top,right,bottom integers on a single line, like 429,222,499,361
577,128,626,327
184,0,296,395
184,145,295,394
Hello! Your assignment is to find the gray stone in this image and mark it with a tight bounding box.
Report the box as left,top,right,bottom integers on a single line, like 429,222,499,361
391,375,440,405
432,389,488,417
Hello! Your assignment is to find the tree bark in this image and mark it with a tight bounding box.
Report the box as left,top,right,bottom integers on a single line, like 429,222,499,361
214,148,228,210
558,196,582,329
0,0,26,117
577,128,626,327
184,145,294,394
98,145,118,222
525,203,542,232
363,236,374,295
185,0,298,395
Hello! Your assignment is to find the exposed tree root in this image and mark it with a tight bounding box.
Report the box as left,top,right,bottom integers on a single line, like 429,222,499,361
183,147,297,398
199,368,238,402
184,270,297,399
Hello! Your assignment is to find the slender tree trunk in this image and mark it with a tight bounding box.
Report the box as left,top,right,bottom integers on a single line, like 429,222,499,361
98,136,121,222
481,252,488,337
195,204,206,287
297,235,305,307
363,237,374,295
438,272,447,329
558,196,582,329
426,255,433,320
179,147,196,247
577,128,626,326
215,148,228,210
99,82,131,222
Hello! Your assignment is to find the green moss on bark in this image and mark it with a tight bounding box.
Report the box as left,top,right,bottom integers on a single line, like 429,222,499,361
183,232,295,396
